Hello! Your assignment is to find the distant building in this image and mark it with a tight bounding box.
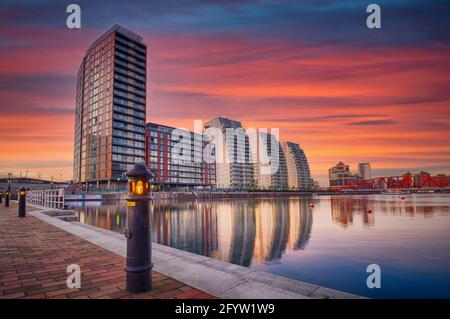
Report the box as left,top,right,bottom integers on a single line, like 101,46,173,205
282,142,312,189
73,25,147,187
0,177,67,193
311,180,320,190
145,123,216,189
253,132,288,190
358,163,372,179
329,162,353,189
204,117,254,189
329,164,449,190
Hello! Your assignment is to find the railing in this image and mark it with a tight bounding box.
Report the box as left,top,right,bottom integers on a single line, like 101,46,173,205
27,189,65,209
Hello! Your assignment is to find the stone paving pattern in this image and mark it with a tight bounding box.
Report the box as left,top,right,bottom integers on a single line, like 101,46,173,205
0,202,215,299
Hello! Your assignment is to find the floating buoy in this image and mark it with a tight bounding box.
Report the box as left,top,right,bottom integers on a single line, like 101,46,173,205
309,203,315,208
367,209,372,213
400,196,406,200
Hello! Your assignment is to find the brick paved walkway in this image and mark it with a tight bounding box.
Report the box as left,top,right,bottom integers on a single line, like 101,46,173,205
0,202,215,299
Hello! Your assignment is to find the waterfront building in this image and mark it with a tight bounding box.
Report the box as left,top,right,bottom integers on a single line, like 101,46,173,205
329,161,353,189
73,25,147,188
253,132,288,190
145,122,216,189
281,142,312,190
312,180,320,190
204,117,254,189
358,162,372,179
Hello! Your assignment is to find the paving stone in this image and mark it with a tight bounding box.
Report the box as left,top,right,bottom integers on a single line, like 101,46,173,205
0,202,213,299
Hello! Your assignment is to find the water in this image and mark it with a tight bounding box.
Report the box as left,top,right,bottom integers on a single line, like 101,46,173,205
66,194,450,298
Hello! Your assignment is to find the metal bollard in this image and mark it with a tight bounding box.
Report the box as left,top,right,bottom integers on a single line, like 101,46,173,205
124,163,154,293
5,190,10,207
18,187,26,217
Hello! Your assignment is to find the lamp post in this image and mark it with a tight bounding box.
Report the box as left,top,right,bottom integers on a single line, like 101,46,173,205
5,190,10,207
124,163,154,293
18,187,26,217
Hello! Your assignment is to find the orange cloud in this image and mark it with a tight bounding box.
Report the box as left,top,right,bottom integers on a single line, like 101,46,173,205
1,32,449,184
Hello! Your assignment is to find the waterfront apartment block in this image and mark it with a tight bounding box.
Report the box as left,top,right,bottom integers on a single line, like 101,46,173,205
145,123,216,189
73,25,146,185
328,161,353,189
204,117,254,189
253,132,288,190
358,162,372,180
282,142,312,190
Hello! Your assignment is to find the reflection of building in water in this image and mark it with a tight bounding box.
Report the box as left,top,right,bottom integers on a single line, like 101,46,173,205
152,201,218,257
362,208,375,226
73,197,320,268
229,202,256,266
214,198,314,266
77,202,127,233
331,197,354,227
330,197,374,227
253,200,290,264
213,201,256,267
268,200,290,262
287,199,313,250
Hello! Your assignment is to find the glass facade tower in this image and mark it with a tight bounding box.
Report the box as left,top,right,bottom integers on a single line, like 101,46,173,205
73,25,147,185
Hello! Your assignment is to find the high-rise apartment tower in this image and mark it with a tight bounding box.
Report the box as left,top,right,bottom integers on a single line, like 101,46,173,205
73,25,147,187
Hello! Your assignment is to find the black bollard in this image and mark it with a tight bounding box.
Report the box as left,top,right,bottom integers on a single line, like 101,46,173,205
124,163,154,293
5,191,10,207
18,187,26,217
0,191,3,204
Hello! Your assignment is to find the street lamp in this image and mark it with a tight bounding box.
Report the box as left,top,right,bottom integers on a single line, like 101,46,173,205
5,190,10,207
18,187,26,217
124,163,154,293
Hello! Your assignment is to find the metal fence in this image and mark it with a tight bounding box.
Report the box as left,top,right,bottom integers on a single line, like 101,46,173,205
27,189,65,209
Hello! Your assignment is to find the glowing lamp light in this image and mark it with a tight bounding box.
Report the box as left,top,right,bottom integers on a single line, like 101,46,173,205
136,181,144,195
19,188,26,196
126,163,153,197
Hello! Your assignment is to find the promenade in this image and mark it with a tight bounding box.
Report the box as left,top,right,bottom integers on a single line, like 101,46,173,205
0,202,213,299
1,201,363,299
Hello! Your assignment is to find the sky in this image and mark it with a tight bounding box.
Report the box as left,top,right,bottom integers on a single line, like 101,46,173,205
0,0,449,185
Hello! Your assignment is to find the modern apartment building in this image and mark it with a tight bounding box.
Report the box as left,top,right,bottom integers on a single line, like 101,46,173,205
358,162,372,180
281,142,312,189
253,132,288,189
204,117,254,189
145,123,216,189
73,25,146,187
329,161,353,189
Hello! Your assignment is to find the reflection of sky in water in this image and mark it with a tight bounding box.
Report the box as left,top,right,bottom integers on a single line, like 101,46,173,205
67,194,450,298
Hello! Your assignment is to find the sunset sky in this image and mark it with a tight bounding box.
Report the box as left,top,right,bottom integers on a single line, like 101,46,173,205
0,0,449,185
